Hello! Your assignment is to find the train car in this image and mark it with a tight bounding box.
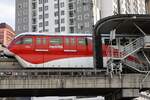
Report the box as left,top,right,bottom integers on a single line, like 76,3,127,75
4,32,140,68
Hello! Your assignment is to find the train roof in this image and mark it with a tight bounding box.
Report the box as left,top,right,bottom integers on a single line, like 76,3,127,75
15,32,92,38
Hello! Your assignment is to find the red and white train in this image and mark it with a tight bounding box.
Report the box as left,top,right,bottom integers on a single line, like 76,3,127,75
4,32,140,68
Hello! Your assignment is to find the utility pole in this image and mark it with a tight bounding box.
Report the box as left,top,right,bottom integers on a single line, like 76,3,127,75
58,0,60,32
117,0,121,14
42,0,45,32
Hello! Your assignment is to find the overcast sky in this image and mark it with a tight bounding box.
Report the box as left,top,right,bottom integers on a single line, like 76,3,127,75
0,0,15,30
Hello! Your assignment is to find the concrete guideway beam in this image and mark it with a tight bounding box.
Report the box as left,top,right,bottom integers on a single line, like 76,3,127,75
0,74,148,97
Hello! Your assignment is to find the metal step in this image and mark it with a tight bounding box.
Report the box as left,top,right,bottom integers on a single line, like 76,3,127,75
114,37,144,60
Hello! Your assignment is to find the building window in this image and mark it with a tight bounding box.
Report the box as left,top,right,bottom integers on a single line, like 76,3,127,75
39,30,43,32
60,2,65,8
84,22,89,28
32,11,36,17
32,18,36,24
23,18,27,23
39,0,43,4
69,3,73,9
61,26,65,31
54,11,59,16
44,0,48,3
17,18,22,24
17,26,22,31
17,11,22,16
55,19,59,24
45,21,49,26
69,19,74,25
84,5,89,11
61,10,65,15
39,22,43,27
23,25,28,30
32,25,37,32
32,2,37,9
45,29,49,32
84,13,89,19
69,0,73,2
77,7,81,12
23,10,28,15
61,18,65,23
45,14,49,18
69,11,74,17
39,15,43,19
78,23,83,30
45,6,48,11
70,27,74,33
39,7,43,12
54,3,58,9
23,2,28,8
18,4,22,9
77,0,81,4
55,28,59,32
78,15,82,20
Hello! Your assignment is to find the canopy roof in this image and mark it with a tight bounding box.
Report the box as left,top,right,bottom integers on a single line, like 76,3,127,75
94,14,150,35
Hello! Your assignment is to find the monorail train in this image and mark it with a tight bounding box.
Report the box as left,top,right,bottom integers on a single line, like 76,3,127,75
4,32,140,68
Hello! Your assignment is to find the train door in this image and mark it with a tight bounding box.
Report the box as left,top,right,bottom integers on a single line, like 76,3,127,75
35,36,48,68
77,37,92,68
63,37,77,68
77,37,88,54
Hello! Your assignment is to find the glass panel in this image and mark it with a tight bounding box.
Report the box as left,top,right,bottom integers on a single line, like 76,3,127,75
15,38,22,44
43,38,47,44
78,38,86,45
36,38,41,45
65,38,69,45
71,38,75,45
50,38,62,45
23,38,33,44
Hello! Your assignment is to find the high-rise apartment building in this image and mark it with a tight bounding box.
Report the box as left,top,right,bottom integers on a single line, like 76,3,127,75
16,0,146,34
0,23,15,46
16,0,69,34
93,0,146,21
146,0,150,14
15,0,94,34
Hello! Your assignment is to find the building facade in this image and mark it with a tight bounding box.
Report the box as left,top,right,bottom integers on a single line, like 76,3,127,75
16,0,146,34
0,23,15,46
15,0,73,34
93,0,146,21
146,0,150,14
15,0,94,34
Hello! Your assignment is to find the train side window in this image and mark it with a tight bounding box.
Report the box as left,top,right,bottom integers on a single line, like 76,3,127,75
71,38,75,45
78,38,86,45
36,38,41,45
15,38,22,44
22,38,33,44
43,38,47,44
50,38,62,45
65,38,69,45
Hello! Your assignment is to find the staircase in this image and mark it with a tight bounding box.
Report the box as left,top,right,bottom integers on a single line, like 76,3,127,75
106,36,150,73
112,37,144,60
123,59,149,72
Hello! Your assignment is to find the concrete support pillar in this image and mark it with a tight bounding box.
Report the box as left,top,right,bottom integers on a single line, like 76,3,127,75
105,89,139,100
